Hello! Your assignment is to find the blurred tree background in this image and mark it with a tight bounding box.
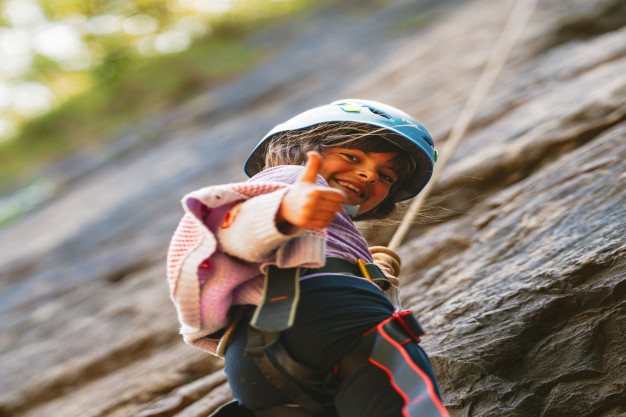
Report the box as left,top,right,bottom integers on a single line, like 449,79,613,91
0,0,329,197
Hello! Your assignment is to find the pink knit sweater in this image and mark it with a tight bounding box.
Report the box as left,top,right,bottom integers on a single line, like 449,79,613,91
167,179,327,356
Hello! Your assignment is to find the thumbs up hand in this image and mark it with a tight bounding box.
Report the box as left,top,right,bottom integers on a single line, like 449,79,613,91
277,152,347,229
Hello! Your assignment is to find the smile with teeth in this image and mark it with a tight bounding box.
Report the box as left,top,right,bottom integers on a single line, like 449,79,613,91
336,180,364,197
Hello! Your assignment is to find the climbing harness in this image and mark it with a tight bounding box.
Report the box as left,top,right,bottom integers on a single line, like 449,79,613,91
242,259,395,414
210,258,394,417
212,304,446,417
212,259,448,417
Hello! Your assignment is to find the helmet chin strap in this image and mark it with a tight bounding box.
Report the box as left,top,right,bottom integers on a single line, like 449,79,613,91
343,204,360,217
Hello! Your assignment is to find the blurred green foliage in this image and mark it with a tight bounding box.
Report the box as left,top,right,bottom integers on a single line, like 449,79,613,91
1,33,259,187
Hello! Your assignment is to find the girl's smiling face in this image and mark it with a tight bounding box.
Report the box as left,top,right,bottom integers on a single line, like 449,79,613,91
318,147,400,214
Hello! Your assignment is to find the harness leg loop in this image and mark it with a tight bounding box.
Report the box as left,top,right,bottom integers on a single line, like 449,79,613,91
335,312,449,417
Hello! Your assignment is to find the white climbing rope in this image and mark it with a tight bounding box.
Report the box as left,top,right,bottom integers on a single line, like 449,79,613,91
388,0,540,250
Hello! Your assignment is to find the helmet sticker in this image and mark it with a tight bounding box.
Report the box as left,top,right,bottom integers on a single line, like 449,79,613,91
339,103,363,112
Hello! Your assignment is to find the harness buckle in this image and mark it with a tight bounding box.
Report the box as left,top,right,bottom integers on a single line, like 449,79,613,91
357,259,392,291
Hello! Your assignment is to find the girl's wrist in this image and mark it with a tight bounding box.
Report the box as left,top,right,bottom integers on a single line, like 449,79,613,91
276,218,295,234
275,205,299,235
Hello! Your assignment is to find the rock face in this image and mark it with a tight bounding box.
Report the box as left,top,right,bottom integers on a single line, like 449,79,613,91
0,0,624,416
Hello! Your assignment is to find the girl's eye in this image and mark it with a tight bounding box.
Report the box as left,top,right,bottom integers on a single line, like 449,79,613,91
341,152,359,162
380,173,395,184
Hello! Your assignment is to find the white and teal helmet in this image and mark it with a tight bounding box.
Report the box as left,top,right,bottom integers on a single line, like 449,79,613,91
245,99,437,201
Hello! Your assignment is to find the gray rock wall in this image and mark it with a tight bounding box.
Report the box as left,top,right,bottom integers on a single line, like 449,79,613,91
0,0,624,416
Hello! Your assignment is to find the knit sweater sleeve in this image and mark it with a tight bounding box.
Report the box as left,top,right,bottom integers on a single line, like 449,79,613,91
216,187,304,262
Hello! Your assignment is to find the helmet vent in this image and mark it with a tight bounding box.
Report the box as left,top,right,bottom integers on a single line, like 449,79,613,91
366,106,392,120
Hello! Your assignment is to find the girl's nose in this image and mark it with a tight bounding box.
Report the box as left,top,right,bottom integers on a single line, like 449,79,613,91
358,168,378,182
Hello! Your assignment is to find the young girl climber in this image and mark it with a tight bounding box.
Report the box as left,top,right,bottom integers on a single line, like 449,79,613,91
166,99,449,417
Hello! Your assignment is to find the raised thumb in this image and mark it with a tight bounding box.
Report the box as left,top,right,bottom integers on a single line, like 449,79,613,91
297,151,322,184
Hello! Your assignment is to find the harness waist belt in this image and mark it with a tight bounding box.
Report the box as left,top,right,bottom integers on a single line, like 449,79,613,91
251,257,390,333
302,257,391,290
